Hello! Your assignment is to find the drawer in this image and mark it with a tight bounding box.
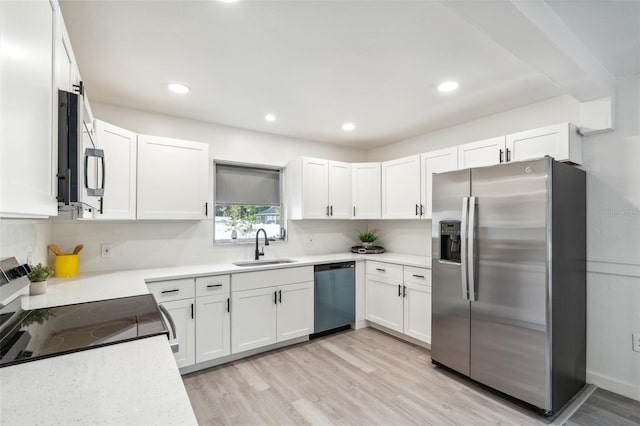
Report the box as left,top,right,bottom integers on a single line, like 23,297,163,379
403,266,431,286
366,261,403,282
196,274,230,297
232,266,314,292
147,278,195,302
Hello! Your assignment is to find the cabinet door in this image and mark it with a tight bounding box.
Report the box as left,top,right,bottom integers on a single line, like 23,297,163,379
457,136,506,169
328,161,351,219
301,157,329,219
352,163,381,219
231,287,277,354
403,282,432,344
421,147,458,219
506,123,581,164
0,0,57,218
137,135,209,220
94,120,137,220
365,276,403,332
276,281,314,342
381,155,421,219
55,17,75,92
161,299,195,368
195,294,230,363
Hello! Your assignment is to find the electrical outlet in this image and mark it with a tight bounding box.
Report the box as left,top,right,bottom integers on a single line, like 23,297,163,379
633,334,640,353
101,243,113,258
305,237,313,247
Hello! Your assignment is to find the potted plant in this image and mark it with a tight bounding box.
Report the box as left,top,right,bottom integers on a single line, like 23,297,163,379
27,263,54,295
357,228,378,248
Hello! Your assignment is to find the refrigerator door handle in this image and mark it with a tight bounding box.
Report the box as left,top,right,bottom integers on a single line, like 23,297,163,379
461,197,469,300
468,197,477,301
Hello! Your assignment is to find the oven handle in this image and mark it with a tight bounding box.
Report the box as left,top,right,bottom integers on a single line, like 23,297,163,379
158,304,179,353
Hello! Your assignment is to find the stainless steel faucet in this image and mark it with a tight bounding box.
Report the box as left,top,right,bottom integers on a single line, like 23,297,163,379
255,228,270,260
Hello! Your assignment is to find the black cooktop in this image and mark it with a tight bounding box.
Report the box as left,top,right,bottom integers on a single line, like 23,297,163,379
0,294,168,368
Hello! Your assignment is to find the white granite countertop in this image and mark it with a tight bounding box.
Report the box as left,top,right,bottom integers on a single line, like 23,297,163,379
5,251,429,425
0,336,198,426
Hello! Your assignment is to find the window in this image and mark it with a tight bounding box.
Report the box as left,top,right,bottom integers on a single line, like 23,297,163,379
214,162,285,243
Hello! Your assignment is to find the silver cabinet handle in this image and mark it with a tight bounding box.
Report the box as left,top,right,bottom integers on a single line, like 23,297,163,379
159,304,179,353
207,284,223,288
161,289,179,294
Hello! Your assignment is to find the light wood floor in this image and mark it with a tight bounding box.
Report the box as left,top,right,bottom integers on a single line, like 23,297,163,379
183,328,553,425
566,388,640,426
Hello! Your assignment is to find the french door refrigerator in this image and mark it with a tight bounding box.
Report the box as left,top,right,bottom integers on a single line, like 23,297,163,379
431,157,586,416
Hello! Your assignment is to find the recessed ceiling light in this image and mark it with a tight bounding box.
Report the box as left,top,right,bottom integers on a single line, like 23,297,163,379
265,114,276,122
438,81,459,92
342,122,356,131
167,83,190,94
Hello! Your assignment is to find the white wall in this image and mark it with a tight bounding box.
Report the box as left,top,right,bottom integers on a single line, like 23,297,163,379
0,219,51,265
365,76,640,401
46,103,368,272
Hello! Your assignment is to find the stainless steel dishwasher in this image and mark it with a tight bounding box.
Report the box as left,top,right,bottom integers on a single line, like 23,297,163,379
313,262,355,335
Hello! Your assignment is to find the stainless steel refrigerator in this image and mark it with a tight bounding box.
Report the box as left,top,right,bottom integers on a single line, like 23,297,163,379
431,157,586,416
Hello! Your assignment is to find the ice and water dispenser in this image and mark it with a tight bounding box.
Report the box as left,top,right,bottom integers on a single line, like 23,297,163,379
440,221,461,263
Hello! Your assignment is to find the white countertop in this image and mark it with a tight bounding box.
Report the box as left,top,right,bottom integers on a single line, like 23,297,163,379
23,252,430,310
0,336,198,426
6,251,429,425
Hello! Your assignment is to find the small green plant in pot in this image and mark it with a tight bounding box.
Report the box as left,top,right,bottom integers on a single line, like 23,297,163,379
27,263,54,296
357,228,378,248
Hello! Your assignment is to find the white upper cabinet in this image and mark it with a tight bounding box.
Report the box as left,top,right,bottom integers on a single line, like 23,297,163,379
290,157,351,219
93,120,137,220
506,123,582,164
301,157,329,219
420,148,458,220
351,163,381,219
0,0,57,218
457,136,506,170
328,160,351,219
381,155,421,219
137,135,209,220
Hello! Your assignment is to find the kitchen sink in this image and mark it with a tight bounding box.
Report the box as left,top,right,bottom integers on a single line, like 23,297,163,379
233,258,298,267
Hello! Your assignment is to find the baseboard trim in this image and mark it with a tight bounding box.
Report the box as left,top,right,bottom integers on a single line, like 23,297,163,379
587,259,640,278
368,322,431,349
587,370,640,401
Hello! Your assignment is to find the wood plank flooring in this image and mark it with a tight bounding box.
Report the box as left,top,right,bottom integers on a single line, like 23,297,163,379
566,388,640,426
183,328,553,425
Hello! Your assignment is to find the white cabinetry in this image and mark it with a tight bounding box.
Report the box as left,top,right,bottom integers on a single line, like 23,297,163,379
195,275,230,363
231,267,314,354
147,278,196,368
137,135,209,220
351,163,381,219
420,148,458,219
93,120,137,220
381,155,421,219
0,0,57,218
290,157,351,219
506,123,582,164
457,136,506,169
365,262,432,344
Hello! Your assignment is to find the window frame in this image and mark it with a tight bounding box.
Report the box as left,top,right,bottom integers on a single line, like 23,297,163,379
212,160,287,245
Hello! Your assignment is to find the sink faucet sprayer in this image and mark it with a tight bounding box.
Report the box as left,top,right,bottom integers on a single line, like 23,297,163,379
255,228,270,260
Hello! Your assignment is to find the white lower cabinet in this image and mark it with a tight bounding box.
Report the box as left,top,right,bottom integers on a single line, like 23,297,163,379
365,262,432,344
161,298,195,368
231,267,314,355
195,294,231,363
231,287,278,353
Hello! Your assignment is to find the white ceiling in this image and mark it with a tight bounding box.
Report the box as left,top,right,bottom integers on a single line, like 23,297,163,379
60,0,639,148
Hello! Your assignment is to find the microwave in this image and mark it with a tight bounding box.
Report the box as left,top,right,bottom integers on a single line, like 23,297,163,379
57,86,104,219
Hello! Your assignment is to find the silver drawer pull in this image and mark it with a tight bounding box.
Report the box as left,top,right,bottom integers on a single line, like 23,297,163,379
161,289,180,294
375,268,386,272
412,274,425,279
207,284,223,288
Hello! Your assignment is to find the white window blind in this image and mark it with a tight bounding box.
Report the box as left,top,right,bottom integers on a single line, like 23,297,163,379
215,164,280,205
